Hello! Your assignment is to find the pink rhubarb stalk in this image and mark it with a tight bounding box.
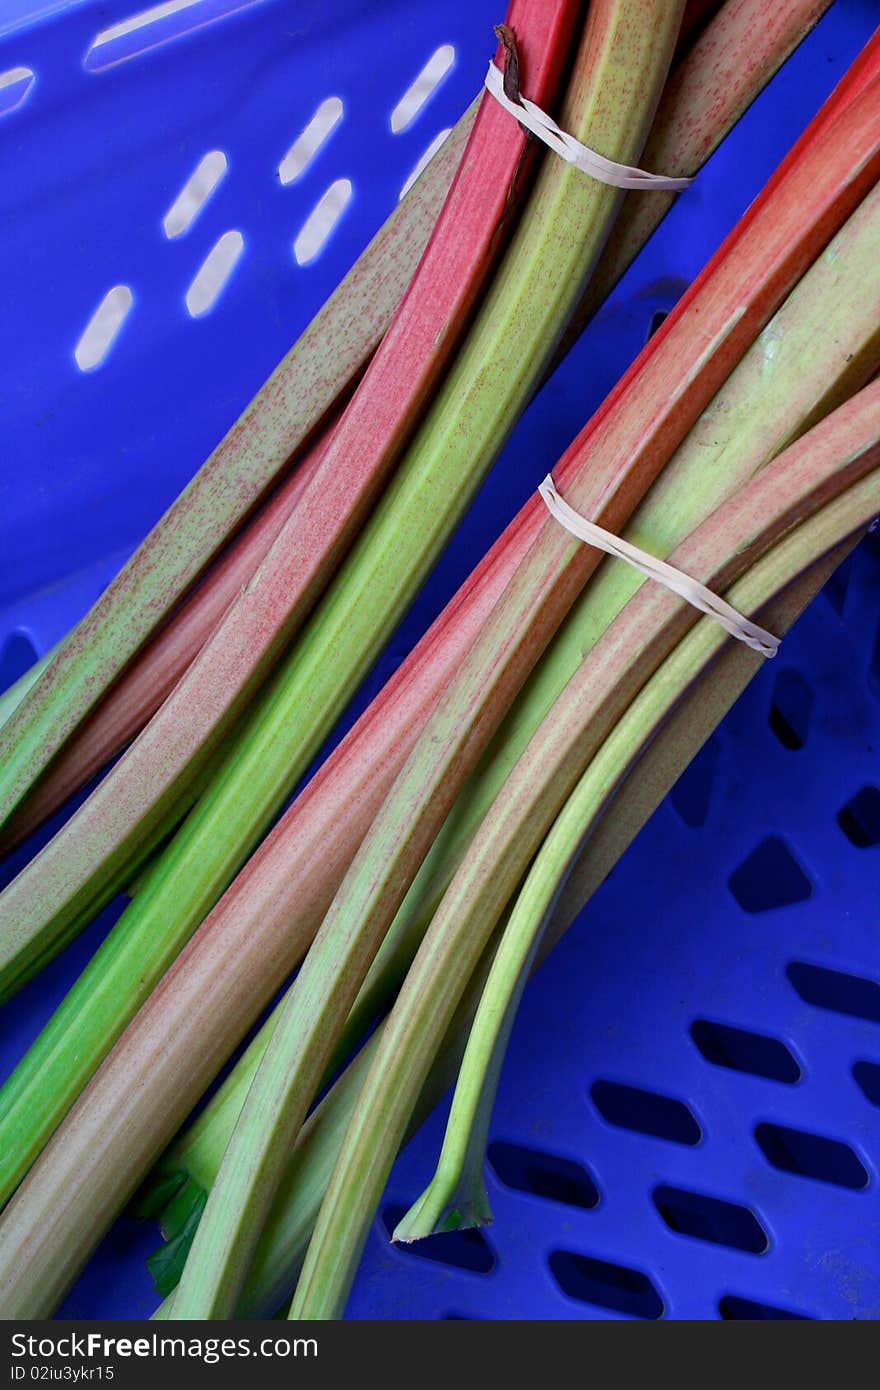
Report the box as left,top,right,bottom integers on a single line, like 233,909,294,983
0,424,336,852
15,12,876,1194
0,0,578,989
0,103,477,833
192,69,880,1323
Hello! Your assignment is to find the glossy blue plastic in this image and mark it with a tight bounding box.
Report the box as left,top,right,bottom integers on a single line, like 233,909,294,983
1,0,878,1322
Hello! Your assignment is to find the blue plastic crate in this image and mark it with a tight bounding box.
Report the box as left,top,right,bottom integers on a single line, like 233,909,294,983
1,0,878,1321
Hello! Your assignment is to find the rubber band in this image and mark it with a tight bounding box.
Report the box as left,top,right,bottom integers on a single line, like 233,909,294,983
539,475,780,658
484,61,693,192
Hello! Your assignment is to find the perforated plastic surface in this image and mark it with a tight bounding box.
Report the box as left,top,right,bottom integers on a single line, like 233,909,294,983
0,0,878,1321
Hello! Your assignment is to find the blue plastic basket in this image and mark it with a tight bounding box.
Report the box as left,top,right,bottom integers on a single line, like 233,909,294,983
1,0,878,1321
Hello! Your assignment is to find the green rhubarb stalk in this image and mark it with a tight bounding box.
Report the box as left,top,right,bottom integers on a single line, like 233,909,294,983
0,108,474,834
142,932,409,1254
151,920,506,1319
556,0,833,360
325,171,880,1039
154,58,880,1318
0,0,834,1227
540,539,857,958
151,1033,383,1312
294,388,880,1310
213,72,880,1319
0,8,571,998
162,0,688,1321
133,0,856,1251
147,530,853,1310
396,515,872,1242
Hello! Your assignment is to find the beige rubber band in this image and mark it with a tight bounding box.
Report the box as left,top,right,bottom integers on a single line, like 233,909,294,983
539,475,780,658
484,61,693,192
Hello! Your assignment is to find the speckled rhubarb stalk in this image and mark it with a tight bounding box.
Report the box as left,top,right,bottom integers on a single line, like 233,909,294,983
165,0,692,1322
556,0,835,359
0,422,339,852
0,2,578,1001
0,106,476,834
291,451,880,1317
138,167,880,1278
175,67,880,1324
0,0,686,1319
0,10,871,1239
148,534,857,1321
388,386,880,1245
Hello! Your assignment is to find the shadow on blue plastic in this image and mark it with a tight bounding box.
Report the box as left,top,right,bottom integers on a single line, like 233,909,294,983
768,667,814,750
0,631,37,691
383,1206,495,1275
728,836,812,914
548,1250,664,1320
719,1294,810,1321
590,1080,701,1147
837,785,880,849
852,1061,880,1108
653,1186,768,1255
786,961,880,1024
84,0,260,71
754,1122,869,1191
645,309,668,341
870,619,880,699
690,1020,801,1085
822,553,853,616
488,1140,599,1211
669,733,720,827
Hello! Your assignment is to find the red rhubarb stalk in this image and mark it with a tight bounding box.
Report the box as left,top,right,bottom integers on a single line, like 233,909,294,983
10,15,874,1209
0,1,578,991
180,70,880,1323
0,424,337,852
6,11,872,1081
557,0,836,356
0,105,478,833
1,4,871,1297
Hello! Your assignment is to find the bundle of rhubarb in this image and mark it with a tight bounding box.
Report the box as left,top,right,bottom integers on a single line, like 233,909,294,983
0,0,878,1320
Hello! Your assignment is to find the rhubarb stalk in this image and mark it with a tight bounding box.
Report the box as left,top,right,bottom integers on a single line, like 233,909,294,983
0,106,475,832
1,0,841,1149
141,174,880,1268
295,407,880,1314
389,386,880,1243
178,68,880,1322
0,420,336,852
0,0,688,1318
0,2,578,1001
